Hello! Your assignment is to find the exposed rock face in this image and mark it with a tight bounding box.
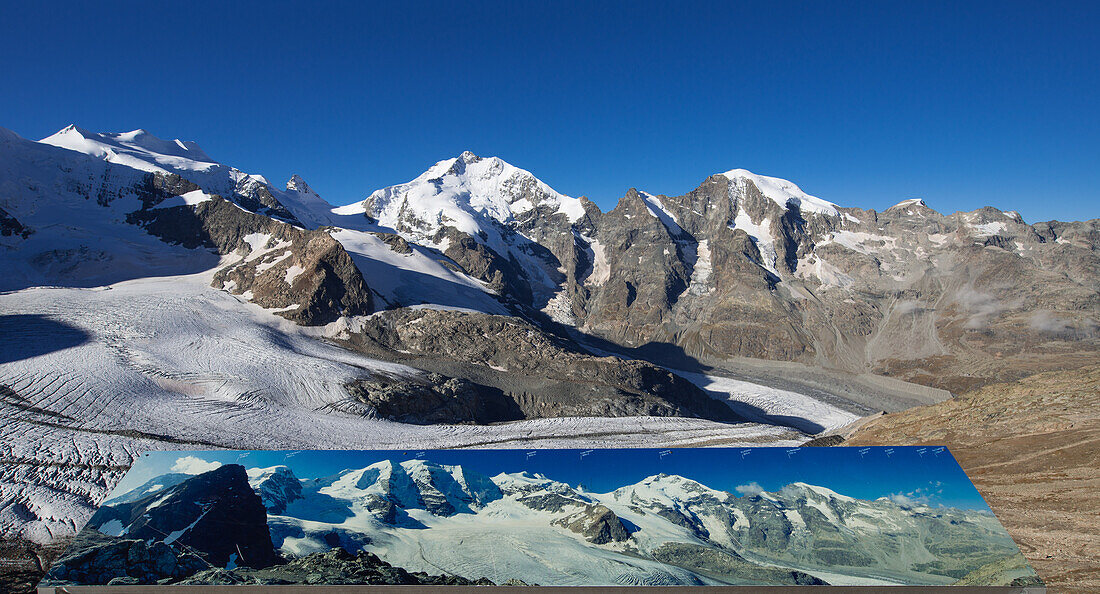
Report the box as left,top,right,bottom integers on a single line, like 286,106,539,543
346,372,514,424
126,174,373,325
209,223,373,326
551,504,630,544
84,464,277,570
562,179,1100,392
247,466,303,515
343,308,744,423
40,531,207,586
652,541,826,585
0,206,32,239
436,226,546,304
372,231,412,254
177,547,496,586
346,154,1099,392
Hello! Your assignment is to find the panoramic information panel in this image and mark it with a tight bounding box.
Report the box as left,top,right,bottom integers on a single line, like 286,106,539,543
39,447,1042,592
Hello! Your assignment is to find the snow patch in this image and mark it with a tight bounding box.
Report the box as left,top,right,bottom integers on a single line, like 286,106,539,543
687,239,712,295
150,189,212,209
583,237,611,287
722,169,839,216
284,265,305,285
731,207,777,275
639,191,683,234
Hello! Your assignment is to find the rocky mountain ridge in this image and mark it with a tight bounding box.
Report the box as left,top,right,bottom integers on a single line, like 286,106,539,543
335,147,1100,393
5,125,1096,394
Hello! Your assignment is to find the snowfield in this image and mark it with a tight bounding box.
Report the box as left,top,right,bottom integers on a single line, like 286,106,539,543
330,229,508,313
676,372,861,435
1,269,805,544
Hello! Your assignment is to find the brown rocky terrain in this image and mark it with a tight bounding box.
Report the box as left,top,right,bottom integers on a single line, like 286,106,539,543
128,172,373,325
562,180,1100,394
352,151,1100,394
337,307,745,424
846,366,1100,593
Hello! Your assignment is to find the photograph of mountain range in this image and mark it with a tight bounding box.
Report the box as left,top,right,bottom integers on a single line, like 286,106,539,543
38,448,1040,588
2,1,1097,592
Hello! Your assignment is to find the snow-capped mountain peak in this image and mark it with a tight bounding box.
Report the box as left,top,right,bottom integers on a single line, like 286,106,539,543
779,482,856,503
42,124,216,173
311,459,502,517
247,465,303,514
38,124,307,224
281,173,342,227
887,197,928,211
721,168,839,216
286,174,315,194
344,151,586,242
611,473,731,506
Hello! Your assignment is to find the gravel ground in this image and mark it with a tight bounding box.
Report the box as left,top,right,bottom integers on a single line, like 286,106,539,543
847,366,1100,594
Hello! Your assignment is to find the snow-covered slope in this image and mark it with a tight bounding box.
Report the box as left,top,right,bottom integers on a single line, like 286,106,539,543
41,126,216,174
338,151,587,306
340,150,585,239
1,123,997,560
0,266,792,543
329,229,508,313
720,168,839,216
0,126,220,290
41,125,302,223
6,125,504,314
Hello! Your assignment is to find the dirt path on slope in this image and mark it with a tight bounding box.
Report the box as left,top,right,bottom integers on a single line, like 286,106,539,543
846,366,1100,594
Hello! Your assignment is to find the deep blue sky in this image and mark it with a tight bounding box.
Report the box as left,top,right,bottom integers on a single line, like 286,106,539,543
2,1,1097,222
118,447,991,511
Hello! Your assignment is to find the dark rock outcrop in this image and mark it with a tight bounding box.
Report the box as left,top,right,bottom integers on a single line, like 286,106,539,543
552,504,630,544
87,464,277,570
39,531,207,586
0,206,32,239
248,466,303,515
127,174,373,325
177,547,497,586
346,372,513,424
652,541,826,585
344,308,744,423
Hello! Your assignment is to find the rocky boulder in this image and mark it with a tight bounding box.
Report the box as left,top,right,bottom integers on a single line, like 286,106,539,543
39,531,207,586
344,308,743,423
552,504,630,544
127,175,373,325
88,464,278,570
176,547,496,586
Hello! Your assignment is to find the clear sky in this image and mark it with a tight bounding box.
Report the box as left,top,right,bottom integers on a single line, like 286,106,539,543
116,447,992,511
2,1,1096,222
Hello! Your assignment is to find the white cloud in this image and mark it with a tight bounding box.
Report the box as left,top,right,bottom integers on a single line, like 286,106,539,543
956,286,1005,329
888,493,924,507
735,482,764,497
171,455,222,475
888,482,943,507
894,300,925,315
